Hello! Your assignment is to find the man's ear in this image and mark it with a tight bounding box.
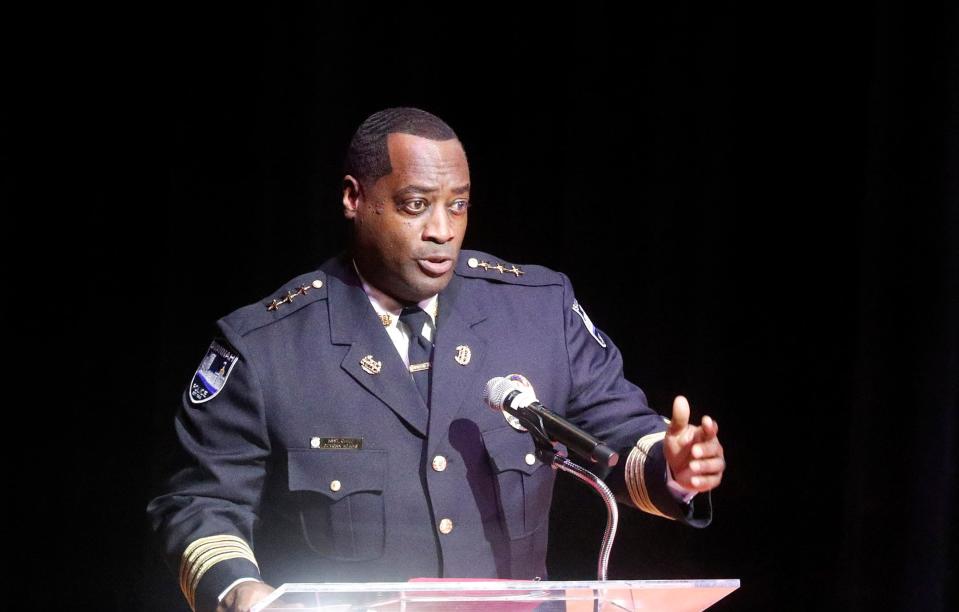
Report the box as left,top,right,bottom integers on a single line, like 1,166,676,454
342,175,362,219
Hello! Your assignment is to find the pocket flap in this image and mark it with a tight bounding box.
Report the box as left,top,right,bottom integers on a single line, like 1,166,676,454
481,426,541,476
288,449,388,500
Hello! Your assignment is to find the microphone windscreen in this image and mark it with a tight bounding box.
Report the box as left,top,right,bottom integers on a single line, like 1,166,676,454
483,376,518,411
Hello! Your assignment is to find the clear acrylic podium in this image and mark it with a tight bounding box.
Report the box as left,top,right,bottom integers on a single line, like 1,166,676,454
250,579,740,612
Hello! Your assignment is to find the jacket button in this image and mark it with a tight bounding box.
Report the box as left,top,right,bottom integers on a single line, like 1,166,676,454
312,280,324,289
525,453,536,466
330,480,341,492
431,455,447,472
438,518,454,534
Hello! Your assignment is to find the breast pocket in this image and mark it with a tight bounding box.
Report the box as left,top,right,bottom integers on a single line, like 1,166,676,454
287,449,387,561
482,426,555,540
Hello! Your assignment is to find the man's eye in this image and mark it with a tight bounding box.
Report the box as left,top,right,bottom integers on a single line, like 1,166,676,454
449,200,470,214
403,200,428,214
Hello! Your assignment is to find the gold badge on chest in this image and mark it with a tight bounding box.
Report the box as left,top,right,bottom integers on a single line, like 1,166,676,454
454,345,472,366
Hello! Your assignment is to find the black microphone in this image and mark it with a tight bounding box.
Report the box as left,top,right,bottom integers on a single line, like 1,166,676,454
484,377,619,468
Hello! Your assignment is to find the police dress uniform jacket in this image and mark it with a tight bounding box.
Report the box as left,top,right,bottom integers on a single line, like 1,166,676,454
147,250,711,612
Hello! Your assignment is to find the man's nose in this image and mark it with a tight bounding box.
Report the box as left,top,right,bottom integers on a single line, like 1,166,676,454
423,205,455,243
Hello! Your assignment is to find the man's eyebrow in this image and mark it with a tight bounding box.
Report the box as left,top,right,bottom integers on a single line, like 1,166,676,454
395,185,437,197
394,184,471,198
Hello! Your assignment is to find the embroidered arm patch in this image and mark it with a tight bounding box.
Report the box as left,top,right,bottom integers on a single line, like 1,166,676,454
572,300,607,348
189,340,239,403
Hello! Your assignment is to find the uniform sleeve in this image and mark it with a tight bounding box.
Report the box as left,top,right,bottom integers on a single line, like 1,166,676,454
146,321,269,612
559,274,711,527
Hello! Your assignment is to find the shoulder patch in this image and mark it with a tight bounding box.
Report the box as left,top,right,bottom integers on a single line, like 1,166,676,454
189,340,239,403
572,300,607,348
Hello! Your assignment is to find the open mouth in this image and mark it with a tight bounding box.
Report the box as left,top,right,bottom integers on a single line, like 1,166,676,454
417,257,454,277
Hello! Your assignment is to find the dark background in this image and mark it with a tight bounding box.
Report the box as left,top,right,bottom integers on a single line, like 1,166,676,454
14,1,956,610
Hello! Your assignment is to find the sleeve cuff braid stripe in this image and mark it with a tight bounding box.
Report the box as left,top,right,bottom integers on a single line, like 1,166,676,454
180,539,257,598
625,432,672,520
185,545,254,591
179,535,259,610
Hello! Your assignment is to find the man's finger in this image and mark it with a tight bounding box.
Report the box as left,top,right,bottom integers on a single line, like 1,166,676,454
689,457,726,475
669,395,690,435
691,437,724,459
688,473,724,491
700,415,719,439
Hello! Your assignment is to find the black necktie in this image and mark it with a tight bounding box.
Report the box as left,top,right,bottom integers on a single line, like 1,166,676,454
399,306,434,406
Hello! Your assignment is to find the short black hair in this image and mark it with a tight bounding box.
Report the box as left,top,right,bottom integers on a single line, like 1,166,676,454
344,107,459,186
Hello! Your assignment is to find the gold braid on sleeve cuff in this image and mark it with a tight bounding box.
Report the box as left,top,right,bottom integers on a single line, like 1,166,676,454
624,431,674,520
179,534,259,611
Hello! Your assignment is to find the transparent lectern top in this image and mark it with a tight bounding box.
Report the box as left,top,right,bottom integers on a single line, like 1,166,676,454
251,579,740,612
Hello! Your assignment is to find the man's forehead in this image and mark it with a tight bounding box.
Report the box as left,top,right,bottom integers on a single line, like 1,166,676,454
386,132,467,167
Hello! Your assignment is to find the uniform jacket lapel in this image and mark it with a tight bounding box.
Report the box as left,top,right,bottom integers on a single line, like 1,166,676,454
324,257,429,437
427,272,489,456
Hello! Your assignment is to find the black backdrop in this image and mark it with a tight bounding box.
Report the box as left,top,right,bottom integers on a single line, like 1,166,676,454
17,1,956,610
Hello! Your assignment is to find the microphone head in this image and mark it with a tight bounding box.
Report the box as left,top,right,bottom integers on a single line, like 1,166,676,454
483,376,516,411
485,376,536,433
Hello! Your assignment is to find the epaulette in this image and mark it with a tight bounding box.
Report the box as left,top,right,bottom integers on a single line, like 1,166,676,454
222,270,329,336
455,250,563,287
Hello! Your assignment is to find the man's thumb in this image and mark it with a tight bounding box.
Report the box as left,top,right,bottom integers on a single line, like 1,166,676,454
669,395,690,435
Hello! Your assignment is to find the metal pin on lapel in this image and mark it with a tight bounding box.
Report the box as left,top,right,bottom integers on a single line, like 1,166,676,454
360,355,382,375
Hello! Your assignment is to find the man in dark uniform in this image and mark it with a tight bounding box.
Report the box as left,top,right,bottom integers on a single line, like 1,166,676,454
148,108,726,612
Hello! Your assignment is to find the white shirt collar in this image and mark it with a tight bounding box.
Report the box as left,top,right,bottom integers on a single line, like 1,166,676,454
353,261,438,326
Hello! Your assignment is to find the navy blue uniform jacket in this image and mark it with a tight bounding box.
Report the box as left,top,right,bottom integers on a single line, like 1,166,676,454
148,251,711,612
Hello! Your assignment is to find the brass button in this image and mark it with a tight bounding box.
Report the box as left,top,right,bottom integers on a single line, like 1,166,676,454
312,280,324,289
330,480,341,492
438,518,454,534
310,437,321,449
432,455,448,472
525,453,536,466
467,257,479,268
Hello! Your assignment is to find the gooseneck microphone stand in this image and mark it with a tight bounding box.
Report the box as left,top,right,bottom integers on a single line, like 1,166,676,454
524,418,619,582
